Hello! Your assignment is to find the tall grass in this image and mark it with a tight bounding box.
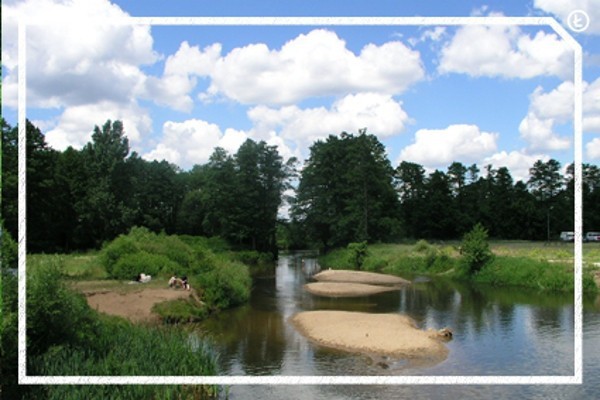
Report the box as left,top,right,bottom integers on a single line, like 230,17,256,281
15,257,221,399
318,241,598,293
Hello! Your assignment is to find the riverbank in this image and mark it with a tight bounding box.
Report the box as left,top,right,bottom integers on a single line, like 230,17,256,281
80,284,195,323
319,241,600,293
291,310,449,364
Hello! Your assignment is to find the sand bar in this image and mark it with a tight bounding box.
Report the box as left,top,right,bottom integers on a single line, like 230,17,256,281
304,282,401,297
313,269,410,286
291,310,448,362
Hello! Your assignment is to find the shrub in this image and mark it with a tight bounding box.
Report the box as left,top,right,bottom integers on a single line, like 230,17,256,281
198,261,251,310
1,224,17,270
461,223,494,275
26,256,101,357
413,239,432,253
318,248,352,270
101,227,199,278
111,251,179,280
348,241,369,270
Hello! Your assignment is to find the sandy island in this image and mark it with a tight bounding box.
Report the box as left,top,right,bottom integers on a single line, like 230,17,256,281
304,282,401,297
313,269,410,286
306,269,410,297
291,310,449,363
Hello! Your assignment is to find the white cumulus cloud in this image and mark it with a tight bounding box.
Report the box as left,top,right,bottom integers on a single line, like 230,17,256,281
398,124,498,169
587,138,600,160
518,78,600,152
45,101,152,150
248,93,411,148
439,22,572,79
203,29,424,105
483,150,550,182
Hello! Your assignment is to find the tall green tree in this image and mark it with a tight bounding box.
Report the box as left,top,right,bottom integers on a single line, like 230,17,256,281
77,120,132,247
293,131,400,250
528,159,563,240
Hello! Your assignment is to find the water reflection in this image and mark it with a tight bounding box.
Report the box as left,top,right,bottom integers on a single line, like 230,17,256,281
195,254,600,398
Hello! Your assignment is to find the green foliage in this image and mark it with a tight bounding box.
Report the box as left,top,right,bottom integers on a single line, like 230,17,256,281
5,255,220,398
152,298,209,323
112,251,179,280
31,318,219,398
198,260,251,310
318,248,353,270
292,131,401,250
347,241,369,269
1,223,18,270
475,256,597,293
413,239,432,253
101,227,196,279
461,223,494,275
26,256,101,356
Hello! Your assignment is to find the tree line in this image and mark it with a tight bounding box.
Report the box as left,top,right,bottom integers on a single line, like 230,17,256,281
2,119,599,254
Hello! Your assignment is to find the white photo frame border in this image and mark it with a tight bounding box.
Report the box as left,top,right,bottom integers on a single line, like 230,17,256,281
18,16,584,385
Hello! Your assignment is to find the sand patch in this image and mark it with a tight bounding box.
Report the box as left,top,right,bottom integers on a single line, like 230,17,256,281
291,310,448,363
304,282,400,297
313,269,410,286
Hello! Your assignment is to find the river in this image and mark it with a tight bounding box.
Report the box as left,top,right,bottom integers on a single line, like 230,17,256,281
196,253,600,399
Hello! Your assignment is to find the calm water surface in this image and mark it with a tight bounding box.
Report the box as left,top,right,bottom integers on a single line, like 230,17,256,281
196,254,600,399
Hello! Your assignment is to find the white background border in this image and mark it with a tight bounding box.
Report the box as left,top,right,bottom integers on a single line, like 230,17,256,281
18,16,583,386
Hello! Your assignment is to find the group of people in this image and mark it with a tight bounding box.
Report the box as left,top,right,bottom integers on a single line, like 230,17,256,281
168,274,190,291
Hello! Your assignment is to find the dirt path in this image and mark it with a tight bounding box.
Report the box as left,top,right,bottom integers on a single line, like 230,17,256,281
83,287,192,323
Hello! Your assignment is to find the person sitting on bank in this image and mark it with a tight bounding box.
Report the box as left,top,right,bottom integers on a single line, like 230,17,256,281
181,275,190,291
168,274,182,288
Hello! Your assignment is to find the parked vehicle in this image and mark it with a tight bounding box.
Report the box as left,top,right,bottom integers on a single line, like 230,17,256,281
560,231,575,242
585,232,600,242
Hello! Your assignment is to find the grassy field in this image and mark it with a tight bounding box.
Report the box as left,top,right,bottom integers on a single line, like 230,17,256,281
319,240,600,293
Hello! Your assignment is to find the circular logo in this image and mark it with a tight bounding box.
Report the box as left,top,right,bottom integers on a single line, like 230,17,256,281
567,9,590,32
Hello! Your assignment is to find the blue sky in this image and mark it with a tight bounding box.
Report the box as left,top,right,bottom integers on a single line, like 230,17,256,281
2,0,600,181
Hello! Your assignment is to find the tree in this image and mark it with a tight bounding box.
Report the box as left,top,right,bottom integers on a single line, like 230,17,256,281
528,159,563,240
77,120,132,246
293,131,401,250
395,161,427,239
420,170,456,239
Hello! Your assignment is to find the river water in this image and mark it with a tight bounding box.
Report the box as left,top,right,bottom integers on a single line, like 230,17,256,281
197,254,600,399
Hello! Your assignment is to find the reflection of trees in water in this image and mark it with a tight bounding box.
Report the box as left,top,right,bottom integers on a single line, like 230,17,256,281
199,305,286,374
402,279,574,337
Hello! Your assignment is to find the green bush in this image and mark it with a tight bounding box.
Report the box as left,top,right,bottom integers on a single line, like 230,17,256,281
152,298,209,323
348,241,369,270
318,248,352,270
27,256,102,356
101,227,199,278
413,239,432,253
111,251,179,280
460,223,494,275
198,261,251,310
1,223,18,270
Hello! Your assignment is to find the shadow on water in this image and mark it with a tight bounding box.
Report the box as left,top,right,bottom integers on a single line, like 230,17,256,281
195,253,600,399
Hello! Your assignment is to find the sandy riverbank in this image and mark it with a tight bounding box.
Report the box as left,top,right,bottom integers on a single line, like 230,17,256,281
291,310,449,363
84,287,192,323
